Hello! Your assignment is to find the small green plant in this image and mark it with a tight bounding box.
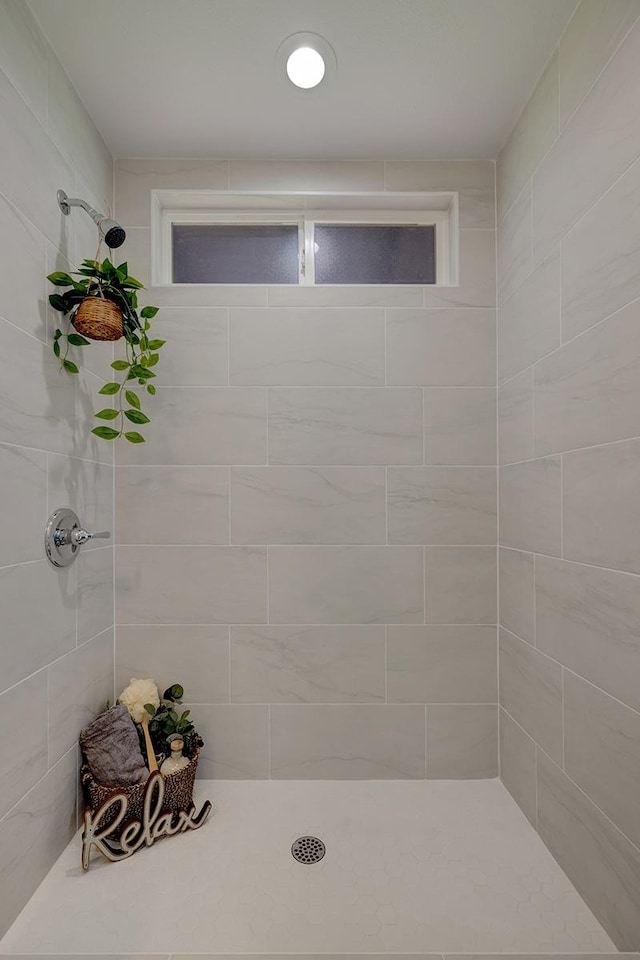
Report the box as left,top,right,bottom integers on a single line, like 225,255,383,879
47,258,165,443
143,684,195,754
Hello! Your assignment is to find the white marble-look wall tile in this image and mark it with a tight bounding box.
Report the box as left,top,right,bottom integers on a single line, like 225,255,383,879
498,367,534,466
559,0,640,128
230,466,385,544
535,298,640,456
116,465,229,544
499,707,537,827
230,307,385,386
268,387,423,465
148,307,229,386
0,67,74,253
564,670,640,848
0,748,76,940
268,545,424,624
387,625,497,703
425,545,497,624
498,250,560,383
422,230,496,309
499,547,534,645
116,624,229,705
229,159,385,192
533,18,640,263
424,387,496,465
563,439,640,573
0,0,47,123
115,158,229,226
0,192,47,340
498,54,559,221
0,560,75,694
0,318,75,456
384,159,496,228
561,156,640,340
387,308,496,386
387,467,497,544
499,628,563,764
497,184,532,304
148,283,268,308
267,284,423,309
76,546,113,644
426,704,498,779
230,625,385,703
189,704,269,779
116,545,267,624
45,47,111,203
499,457,561,555
536,554,640,712
116,387,267,466
537,750,640,950
0,671,47,820
0,443,47,567
270,704,426,779
47,628,113,766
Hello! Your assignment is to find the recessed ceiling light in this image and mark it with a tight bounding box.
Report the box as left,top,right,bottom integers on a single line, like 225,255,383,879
276,32,336,91
286,46,325,89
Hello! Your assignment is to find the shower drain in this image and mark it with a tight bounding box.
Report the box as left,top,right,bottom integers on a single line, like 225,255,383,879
291,836,326,864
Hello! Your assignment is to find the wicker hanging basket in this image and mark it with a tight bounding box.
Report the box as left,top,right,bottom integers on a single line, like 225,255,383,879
73,297,123,341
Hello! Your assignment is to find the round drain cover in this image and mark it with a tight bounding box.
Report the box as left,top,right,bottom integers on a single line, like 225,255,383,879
291,835,326,864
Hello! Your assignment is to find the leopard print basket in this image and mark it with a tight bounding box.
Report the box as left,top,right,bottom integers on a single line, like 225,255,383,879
81,739,202,841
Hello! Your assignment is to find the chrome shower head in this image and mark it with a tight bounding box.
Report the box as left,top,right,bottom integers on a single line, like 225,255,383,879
57,189,127,249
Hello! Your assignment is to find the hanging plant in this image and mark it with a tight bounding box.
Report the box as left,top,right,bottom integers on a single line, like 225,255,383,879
48,258,165,443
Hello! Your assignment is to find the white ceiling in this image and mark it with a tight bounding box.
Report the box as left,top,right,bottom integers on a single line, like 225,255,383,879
28,0,577,160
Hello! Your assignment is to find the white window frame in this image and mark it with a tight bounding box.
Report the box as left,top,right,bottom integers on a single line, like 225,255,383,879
152,191,458,286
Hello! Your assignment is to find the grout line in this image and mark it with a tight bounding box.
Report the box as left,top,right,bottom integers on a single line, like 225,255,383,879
561,666,566,771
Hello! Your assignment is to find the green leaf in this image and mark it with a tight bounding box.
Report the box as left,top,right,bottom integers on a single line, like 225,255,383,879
124,431,145,443
144,320,150,331
48,294,66,312
116,261,128,277
98,382,121,395
125,390,140,410
146,353,159,367
91,426,119,440
67,333,90,346
47,271,75,286
111,359,130,370
62,359,79,374
140,306,159,319
147,339,166,350
124,409,150,424
144,703,156,716
54,329,62,339
146,383,156,395
53,340,60,358
95,408,119,420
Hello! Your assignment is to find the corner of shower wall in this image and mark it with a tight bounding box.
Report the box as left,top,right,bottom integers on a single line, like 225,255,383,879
496,0,640,948
0,0,115,937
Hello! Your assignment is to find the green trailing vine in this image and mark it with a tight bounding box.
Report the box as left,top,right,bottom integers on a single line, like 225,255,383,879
48,258,165,443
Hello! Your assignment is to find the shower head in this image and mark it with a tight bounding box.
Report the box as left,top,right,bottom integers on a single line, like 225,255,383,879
57,189,127,249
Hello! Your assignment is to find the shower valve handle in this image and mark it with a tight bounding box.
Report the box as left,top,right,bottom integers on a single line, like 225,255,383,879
71,527,111,545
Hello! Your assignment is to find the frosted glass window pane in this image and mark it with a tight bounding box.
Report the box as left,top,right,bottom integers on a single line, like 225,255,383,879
314,224,436,284
172,224,299,283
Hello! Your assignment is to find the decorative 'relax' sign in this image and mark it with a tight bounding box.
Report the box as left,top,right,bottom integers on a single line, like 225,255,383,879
81,771,212,870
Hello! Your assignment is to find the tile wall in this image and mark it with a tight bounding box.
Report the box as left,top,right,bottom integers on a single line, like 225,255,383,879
0,0,114,937
114,156,498,782
496,0,640,948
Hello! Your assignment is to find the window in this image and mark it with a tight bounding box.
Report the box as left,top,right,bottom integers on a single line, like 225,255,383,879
154,192,456,286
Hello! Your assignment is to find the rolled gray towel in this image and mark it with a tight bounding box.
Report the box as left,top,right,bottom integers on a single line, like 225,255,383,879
80,704,148,786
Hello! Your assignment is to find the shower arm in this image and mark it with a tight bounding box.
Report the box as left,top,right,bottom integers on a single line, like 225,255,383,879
57,190,103,227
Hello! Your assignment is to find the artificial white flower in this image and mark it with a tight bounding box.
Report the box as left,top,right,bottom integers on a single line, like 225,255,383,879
119,677,160,724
